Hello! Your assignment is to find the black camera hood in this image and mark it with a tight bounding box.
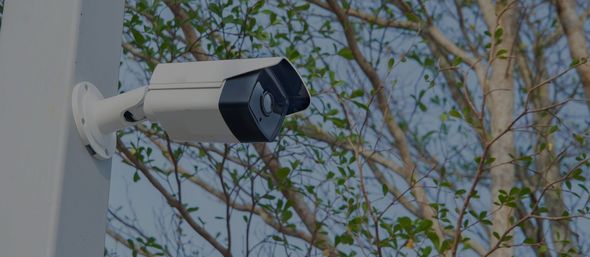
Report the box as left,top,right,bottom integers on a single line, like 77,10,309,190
219,58,310,142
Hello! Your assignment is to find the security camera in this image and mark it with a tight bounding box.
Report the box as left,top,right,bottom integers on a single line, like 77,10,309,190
72,57,310,159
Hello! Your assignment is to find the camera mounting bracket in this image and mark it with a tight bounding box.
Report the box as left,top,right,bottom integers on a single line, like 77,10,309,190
72,82,115,160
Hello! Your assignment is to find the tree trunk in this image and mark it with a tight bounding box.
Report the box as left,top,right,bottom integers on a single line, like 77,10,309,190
555,0,590,107
487,3,518,257
532,66,576,254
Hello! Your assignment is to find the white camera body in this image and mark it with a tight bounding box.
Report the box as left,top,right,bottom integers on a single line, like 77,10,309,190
72,57,310,159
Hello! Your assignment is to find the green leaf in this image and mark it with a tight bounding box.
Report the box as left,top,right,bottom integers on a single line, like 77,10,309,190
286,46,301,61
350,89,364,98
382,184,389,195
337,233,354,245
455,189,466,197
208,3,222,17
337,47,354,60
572,168,585,181
573,133,586,145
331,118,348,128
281,210,293,222
426,232,440,251
452,56,462,66
485,157,496,165
570,58,582,67
130,28,146,45
496,49,508,59
449,108,462,119
539,245,548,253
276,167,291,181
351,100,369,110
326,171,335,179
500,235,513,242
388,58,395,70
326,109,339,116
418,102,428,112
294,3,310,11
133,171,141,182
494,27,503,41
405,13,420,23
516,155,532,162
492,232,500,239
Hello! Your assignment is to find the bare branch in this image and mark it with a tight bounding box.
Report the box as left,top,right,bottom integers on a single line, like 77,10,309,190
253,143,339,257
116,138,233,257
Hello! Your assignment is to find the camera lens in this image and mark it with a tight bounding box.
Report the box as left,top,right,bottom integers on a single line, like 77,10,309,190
261,92,274,116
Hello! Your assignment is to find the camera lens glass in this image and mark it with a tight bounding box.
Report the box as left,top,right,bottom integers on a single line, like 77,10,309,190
261,92,274,116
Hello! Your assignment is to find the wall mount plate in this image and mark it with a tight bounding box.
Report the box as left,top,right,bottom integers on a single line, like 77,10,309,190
72,82,114,160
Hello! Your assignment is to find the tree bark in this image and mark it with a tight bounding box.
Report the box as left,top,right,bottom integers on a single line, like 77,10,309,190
555,0,590,107
487,3,518,257
529,58,576,254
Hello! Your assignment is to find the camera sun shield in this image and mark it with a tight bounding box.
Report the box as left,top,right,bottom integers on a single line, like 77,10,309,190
219,59,310,142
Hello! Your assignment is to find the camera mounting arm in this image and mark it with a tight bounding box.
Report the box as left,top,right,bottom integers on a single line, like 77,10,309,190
72,82,147,159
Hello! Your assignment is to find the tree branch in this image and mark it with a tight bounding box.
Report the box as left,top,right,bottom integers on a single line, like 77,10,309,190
325,0,447,250
117,138,233,257
253,143,339,257
133,126,323,249
163,0,209,61
106,227,157,257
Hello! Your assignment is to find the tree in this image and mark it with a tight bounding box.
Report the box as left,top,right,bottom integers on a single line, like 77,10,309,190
106,1,590,256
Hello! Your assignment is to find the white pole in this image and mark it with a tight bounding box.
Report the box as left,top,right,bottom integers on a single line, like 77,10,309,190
0,0,124,256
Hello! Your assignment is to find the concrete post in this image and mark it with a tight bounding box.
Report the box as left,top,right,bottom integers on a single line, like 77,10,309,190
0,0,124,256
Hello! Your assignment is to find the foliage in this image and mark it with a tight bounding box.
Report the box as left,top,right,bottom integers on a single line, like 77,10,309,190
106,1,590,257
